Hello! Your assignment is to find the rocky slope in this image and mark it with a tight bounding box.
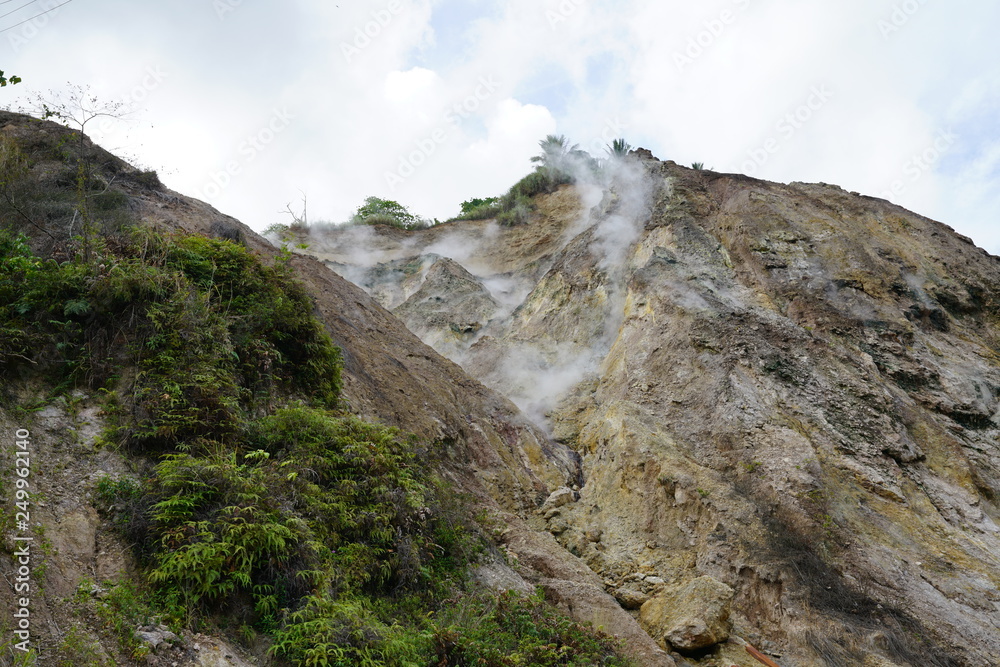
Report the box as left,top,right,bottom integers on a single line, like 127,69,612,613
303,151,1000,667
0,111,670,666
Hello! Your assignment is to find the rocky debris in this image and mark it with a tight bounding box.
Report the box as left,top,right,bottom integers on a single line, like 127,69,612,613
540,579,676,667
393,256,502,358
185,633,255,667
135,625,180,651
614,586,651,609
469,561,535,596
541,485,576,511
500,524,675,666
639,576,735,653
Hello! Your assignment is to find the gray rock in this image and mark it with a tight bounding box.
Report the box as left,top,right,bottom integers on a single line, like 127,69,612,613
640,576,734,652
614,586,651,610
541,486,575,511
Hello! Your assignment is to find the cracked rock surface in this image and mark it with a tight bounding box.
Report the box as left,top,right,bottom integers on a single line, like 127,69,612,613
307,153,1000,666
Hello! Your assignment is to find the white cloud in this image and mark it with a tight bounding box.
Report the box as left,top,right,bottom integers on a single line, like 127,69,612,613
0,0,996,253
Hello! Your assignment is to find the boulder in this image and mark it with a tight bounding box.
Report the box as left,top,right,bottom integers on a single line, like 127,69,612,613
639,575,734,652
541,486,576,511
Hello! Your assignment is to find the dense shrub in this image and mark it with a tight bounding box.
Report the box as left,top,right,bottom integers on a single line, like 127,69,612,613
0,227,342,444
350,196,430,230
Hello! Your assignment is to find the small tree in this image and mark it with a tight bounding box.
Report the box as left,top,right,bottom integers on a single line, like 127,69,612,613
18,85,136,259
531,135,577,169
460,197,500,215
529,134,597,184
605,138,633,159
351,197,425,230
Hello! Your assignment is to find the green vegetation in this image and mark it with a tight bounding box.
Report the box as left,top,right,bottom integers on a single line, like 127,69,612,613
350,196,430,230
451,134,641,226
0,69,21,87
70,579,158,662
0,226,340,425
448,164,573,227
430,589,632,666
605,139,632,159
456,196,501,220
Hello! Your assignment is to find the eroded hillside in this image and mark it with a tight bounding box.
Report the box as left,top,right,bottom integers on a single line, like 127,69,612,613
303,150,1000,667
0,111,667,666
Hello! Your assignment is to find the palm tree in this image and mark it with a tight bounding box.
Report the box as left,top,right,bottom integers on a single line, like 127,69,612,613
605,138,633,159
531,135,579,169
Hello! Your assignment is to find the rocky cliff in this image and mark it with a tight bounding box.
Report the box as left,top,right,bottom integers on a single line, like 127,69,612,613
303,150,1000,667
2,105,998,666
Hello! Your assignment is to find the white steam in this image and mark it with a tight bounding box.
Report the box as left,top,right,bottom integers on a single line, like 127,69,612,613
302,152,661,435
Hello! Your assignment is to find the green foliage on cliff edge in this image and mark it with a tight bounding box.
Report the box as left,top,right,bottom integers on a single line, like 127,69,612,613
0,226,341,434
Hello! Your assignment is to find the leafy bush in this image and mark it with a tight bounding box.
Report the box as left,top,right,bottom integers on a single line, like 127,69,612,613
147,450,312,623
431,589,631,666
71,578,158,662
0,226,342,443
350,197,429,230
248,408,432,593
448,169,571,227
456,196,502,221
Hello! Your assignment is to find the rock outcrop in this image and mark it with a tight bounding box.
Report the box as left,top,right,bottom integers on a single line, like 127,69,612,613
305,152,1000,666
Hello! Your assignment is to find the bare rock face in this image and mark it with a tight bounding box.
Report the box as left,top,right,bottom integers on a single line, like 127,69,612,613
639,576,734,652
308,153,1000,666
393,256,502,359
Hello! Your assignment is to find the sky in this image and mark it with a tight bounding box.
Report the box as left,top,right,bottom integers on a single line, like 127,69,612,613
2,0,998,255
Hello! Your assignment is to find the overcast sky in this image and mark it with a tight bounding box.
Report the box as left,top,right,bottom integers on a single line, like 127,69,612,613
3,0,998,254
